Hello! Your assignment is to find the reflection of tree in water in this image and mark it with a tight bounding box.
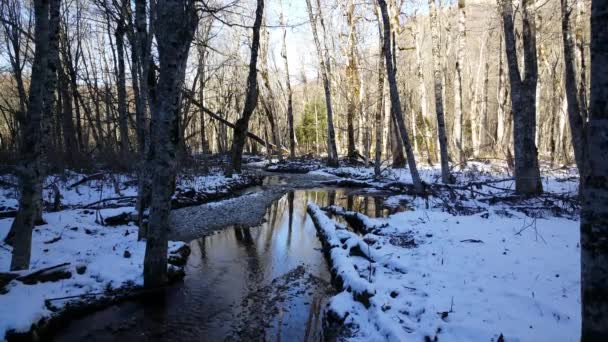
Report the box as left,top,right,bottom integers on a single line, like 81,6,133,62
232,225,259,284
287,191,294,248
375,197,382,218
327,189,336,206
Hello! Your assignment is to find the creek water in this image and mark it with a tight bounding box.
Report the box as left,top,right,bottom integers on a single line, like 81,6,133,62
53,188,402,342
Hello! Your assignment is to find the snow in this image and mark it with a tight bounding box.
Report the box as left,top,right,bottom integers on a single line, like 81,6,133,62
0,206,186,338
309,164,581,341
0,170,247,339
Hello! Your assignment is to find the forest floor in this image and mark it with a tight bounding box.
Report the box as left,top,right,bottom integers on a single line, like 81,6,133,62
0,158,581,341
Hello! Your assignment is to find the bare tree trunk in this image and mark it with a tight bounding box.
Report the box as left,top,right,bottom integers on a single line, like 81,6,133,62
9,0,50,270
115,20,129,161
197,38,209,154
500,0,542,195
259,21,281,156
581,0,608,338
58,53,77,162
135,0,154,240
561,0,586,178
378,0,422,192
345,0,359,163
496,30,508,153
480,59,490,153
428,0,451,183
143,0,197,288
374,14,385,178
280,10,295,159
227,0,263,174
413,20,433,164
453,0,466,165
306,0,338,167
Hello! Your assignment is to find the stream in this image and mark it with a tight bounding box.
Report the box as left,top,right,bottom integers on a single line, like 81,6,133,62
53,187,403,341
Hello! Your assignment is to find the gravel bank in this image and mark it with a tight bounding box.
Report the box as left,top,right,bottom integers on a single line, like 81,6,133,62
168,171,336,241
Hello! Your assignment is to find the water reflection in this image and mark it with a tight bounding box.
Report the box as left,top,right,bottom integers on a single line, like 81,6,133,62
53,188,405,342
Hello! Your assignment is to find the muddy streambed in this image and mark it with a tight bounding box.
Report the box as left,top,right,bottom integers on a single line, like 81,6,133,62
53,188,408,341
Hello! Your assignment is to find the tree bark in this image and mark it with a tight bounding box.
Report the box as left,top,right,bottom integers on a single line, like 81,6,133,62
374,13,385,178
580,0,608,338
500,0,542,195
428,0,451,183
280,11,295,159
143,0,197,288
561,0,586,178
115,19,129,161
9,0,50,270
378,0,423,192
345,0,359,163
227,0,264,175
453,0,466,165
390,114,405,168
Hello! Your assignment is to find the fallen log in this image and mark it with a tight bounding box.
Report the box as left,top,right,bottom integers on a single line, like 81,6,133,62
323,205,386,235
17,263,72,285
0,210,17,219
67,173,106,189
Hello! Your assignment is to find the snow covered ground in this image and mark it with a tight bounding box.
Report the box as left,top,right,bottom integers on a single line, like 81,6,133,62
0,206,186,338
309,163,581,341
0,164,582,341
0,169,251,339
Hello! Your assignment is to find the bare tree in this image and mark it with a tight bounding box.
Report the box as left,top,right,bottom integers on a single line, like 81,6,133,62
227,0,263,174
374,8,385,178
9,0,52,270
580,0,608,338
500,0,542,195
143,0,197,288
453,0,465,165
305,0,338,167
378,0,423,192
280,8,295,159
561,0,586,178
427,0,451,183
345,0,359,162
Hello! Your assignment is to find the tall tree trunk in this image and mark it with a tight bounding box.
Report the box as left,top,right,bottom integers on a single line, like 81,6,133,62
453,0,466,165
143,0,197,288
561,0,586,178
306,0,338,167
581,0,608,338
496,30,508,153
197,39,209,154
9,0,50,270
378,0,423,192
259,21,281,156
374,13,385,178
500,0,542,195
390,114,405,167
280,10,295,159
390,31,405,168
345,0,358,163
480,59,490,153
413,19,433,164
115,22,129,161
59,59,77,162
428,0,451,183
227,0,263,174
135,0,154,240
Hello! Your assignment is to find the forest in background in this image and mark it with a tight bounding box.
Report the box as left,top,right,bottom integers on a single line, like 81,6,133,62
0,0,591,169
